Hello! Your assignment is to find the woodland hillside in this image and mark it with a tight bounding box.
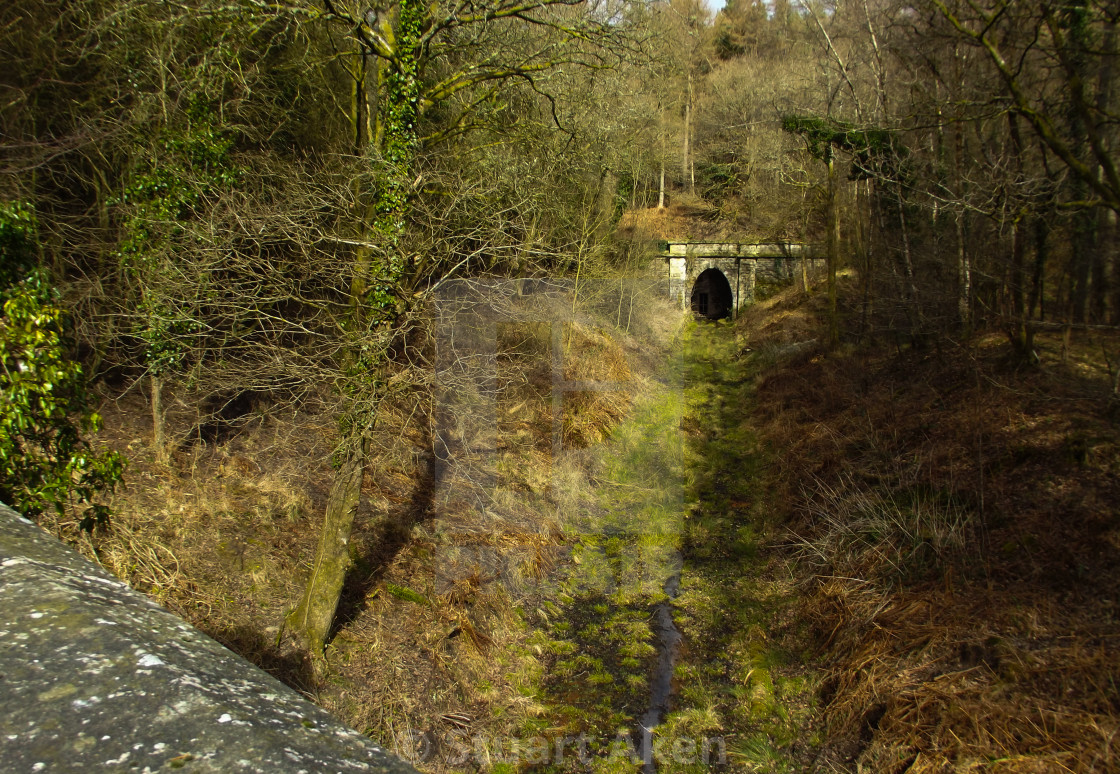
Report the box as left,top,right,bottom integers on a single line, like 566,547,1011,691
3,1,1120,772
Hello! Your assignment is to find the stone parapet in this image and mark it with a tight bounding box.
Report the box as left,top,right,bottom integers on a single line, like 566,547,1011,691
0,502,417,774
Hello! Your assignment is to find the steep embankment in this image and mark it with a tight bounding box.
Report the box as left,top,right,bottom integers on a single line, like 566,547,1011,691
744,284,1120,773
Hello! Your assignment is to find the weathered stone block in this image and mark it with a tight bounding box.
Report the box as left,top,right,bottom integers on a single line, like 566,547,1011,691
0,503,417,774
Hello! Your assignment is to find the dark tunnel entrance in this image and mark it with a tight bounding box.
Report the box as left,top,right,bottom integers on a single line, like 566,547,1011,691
690,268,733,320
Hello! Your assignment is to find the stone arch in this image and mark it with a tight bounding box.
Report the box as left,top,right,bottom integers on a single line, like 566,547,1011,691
690,268,734,319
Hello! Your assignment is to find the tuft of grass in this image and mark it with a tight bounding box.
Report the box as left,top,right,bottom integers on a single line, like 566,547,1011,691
792,475,974,586
385,582,431,606
727,733,789,773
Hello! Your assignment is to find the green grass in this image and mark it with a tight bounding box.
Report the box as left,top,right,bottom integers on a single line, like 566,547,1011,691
532,343,689,767
531,320,823,773
657,321,821,774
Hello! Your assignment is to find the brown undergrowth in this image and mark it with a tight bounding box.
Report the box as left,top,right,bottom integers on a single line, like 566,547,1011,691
43,280,676,770
313,307,646,764
617,201,738,243
742,282,1120,772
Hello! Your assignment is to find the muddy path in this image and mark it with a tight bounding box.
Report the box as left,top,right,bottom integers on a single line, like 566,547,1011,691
637,563,683,774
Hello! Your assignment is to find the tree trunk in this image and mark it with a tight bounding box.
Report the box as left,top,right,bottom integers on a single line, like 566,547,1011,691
658,103,667,209
1071,206,1095,323
1092,19,1118,321
594,167,617,239
956,212,972,334
1009,217,1029,355
288,0,421,656
1065,4,1097,323
895,184,920,339
954,97,971,334
1091,204,1112,322
1029,213,1051,322
1110,210,1120,324
682,72,693,195
151,373,167,464
800,186,809,293
826,150,839,346
860,180,874,338
286,447,367,654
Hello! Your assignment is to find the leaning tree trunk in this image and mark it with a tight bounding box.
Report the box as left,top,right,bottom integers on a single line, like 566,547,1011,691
286,0,421,656
286,446,366,654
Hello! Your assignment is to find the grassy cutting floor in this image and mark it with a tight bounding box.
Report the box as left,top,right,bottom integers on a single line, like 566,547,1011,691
661,321,823,774
533,320,823,774
531,331,686,773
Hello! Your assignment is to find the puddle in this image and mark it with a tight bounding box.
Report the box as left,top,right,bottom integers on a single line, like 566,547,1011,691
637,552,683,774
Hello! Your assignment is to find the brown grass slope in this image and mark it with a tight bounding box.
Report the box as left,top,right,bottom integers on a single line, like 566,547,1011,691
45,286,676,770
742,282,1120,773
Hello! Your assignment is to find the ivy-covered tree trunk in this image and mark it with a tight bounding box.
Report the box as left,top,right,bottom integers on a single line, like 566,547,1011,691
287,0,422,656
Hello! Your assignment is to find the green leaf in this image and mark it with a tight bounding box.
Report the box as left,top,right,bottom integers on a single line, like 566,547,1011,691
1,209,125,529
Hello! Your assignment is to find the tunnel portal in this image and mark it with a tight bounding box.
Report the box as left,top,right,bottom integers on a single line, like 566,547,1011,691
690,268,734,320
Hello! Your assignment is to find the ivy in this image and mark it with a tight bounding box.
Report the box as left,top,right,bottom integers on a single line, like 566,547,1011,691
114,104,239,376
781,114,907,179
0,204,125,529
359,0,425,313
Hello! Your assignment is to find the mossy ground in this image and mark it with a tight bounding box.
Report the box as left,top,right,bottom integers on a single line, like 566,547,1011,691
530,319,825,774
657,321,823,774
531,348,686,769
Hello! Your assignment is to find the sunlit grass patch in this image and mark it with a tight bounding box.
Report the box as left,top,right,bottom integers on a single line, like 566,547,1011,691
726,732,790,774
532,324,692,759
654,705,725,774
